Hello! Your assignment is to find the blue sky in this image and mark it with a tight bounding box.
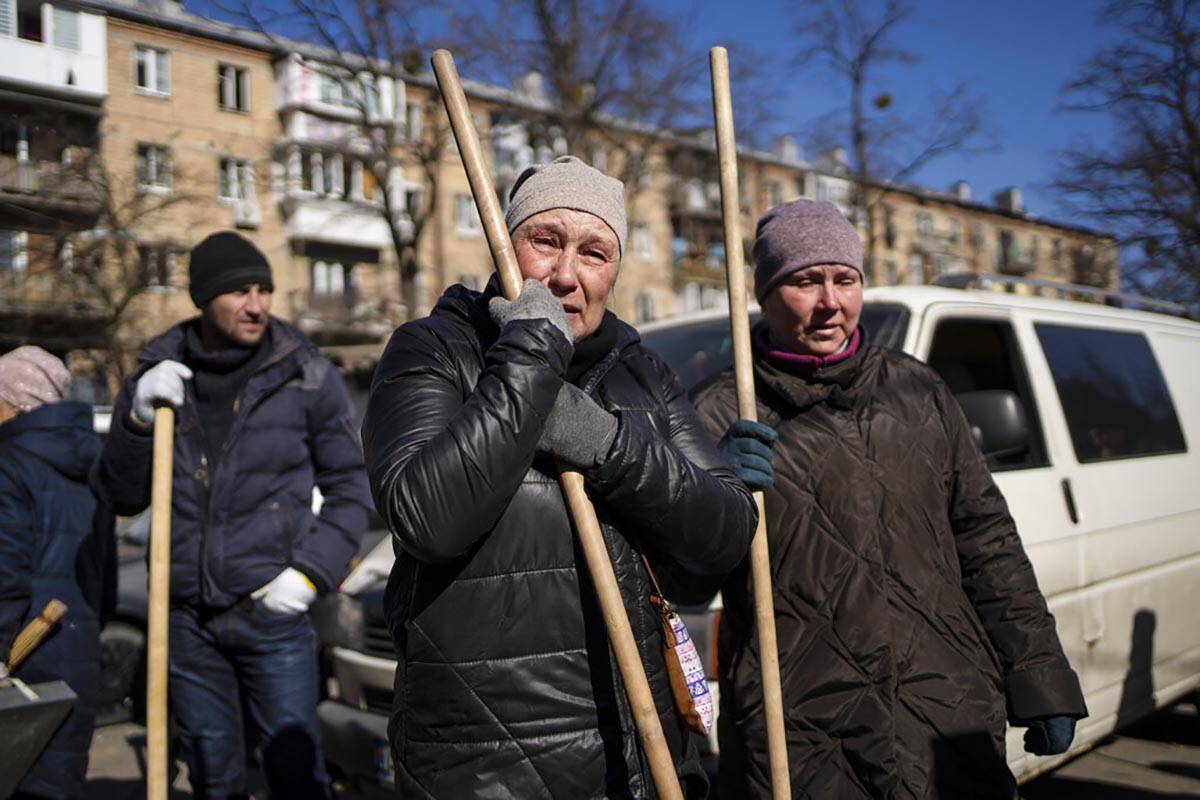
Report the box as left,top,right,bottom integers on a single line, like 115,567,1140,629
681,0,1120,226
191,0,1120,227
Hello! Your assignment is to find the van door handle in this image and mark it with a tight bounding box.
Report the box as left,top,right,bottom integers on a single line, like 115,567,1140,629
1061,478,1079,525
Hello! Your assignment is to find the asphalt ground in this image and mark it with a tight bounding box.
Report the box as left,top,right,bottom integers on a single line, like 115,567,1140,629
83,701,1200,798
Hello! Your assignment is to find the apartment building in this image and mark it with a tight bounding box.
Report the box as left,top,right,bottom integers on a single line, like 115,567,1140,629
0,0,1119,398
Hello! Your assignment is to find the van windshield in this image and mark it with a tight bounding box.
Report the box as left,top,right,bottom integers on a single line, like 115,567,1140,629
641,302,909,391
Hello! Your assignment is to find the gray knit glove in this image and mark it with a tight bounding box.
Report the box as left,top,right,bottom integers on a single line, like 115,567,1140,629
488,278,573,346
539,383,618,470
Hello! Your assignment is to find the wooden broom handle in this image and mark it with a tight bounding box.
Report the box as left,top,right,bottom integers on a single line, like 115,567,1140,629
8,599,68,670
431,50,684,800
711,46,792,800
147,405,174,800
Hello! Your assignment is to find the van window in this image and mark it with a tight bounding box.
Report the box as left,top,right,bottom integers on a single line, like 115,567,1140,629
926,318,1049,471
1035,324,1186,463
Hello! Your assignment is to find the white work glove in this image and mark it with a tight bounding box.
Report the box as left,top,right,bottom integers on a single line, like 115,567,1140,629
251,567,317,615
0,662,8,681
131,360,193,427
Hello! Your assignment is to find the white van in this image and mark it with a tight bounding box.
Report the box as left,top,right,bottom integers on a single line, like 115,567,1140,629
318,277,1200,789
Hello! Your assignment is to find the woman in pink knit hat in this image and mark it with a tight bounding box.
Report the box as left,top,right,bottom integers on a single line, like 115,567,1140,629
0,345,115,799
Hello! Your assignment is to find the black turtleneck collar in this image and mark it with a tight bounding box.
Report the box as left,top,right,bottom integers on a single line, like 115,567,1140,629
565,310,619,385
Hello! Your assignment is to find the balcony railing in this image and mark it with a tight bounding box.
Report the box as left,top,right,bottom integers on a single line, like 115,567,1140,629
0,156,102,212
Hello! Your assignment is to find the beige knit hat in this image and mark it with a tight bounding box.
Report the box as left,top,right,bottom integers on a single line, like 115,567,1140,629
505,156,627,256
0,345,71,413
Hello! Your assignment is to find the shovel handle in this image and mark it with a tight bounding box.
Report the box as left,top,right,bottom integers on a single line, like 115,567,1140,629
8,599,68,670
431,49,684,800
711,46,792,800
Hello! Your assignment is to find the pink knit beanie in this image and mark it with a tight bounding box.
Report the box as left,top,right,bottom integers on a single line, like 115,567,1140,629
0,346,72,412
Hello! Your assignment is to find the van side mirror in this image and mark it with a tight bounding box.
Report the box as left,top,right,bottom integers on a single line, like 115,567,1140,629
954,390,1030,459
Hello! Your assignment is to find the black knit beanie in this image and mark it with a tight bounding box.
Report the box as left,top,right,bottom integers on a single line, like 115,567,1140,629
188,231,274,307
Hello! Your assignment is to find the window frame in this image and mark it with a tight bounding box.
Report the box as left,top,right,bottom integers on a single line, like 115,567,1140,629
136,143,171,192
217,63,250,112
454,193,480,236
134,45,171,97
1034,322,1188,464
922,313,1052,473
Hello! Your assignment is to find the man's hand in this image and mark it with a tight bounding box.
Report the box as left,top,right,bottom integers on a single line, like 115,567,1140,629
538,384,618,470
131,360,193,427
251,567,317,615
488,278,573,348
718,420,778,491
1024,716,1076,756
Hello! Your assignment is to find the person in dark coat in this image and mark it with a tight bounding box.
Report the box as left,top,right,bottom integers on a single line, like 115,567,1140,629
91,232,372,800
690,199,1088,799
0,346,115,799
362,156,758,798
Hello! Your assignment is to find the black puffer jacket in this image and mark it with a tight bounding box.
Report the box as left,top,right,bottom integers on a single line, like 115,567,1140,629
362,285,757,799
690,334,1086,799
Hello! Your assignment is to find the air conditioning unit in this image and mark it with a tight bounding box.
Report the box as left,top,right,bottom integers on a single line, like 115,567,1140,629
234,201,261,230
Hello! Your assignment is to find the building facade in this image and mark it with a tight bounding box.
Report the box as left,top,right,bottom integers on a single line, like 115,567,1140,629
0,0,1119,399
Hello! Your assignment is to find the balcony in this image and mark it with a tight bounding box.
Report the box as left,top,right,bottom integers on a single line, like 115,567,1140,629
290,289,396,346
0,6,107,101
0,155,102,224
281,193,407,251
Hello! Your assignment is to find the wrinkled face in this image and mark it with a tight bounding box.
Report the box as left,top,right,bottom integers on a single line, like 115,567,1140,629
762,264,863,356
203,283,273,347
513,208,620,342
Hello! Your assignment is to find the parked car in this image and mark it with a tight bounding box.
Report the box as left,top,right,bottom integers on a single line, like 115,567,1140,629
314,278,1200,790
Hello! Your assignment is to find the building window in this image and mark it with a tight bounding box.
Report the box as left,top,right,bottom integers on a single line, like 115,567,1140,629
766,180,783,209
218,64,249,111
52,7,80,51
1051,238,1062,263
947,217,961,244
404,101,422,140
404,187,422,220
319,74,355,109
135,46,171,95
455,194,480,236
916,211,933,235
136,144,171,191
631,223,654,260
0,230,28,274
218,157,253,201
14,0,42,42
312,260,347,295
140,244,177,287
636,292,658,324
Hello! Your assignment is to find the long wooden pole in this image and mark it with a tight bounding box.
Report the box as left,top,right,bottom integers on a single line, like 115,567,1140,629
431,49,684,800
8,599,68,670
146,406,174,800
710,46,792,800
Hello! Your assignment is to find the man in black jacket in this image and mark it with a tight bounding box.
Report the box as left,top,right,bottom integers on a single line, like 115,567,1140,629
363,156,758,798
92,232,371,799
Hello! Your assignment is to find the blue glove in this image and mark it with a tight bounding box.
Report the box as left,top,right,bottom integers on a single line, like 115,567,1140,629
1024,715,1076,756
717,420,778,491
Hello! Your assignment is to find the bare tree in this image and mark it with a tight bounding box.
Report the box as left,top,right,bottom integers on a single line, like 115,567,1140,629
1054,0,1200,305
794,0,989,281
3,126,207,394
222,0,449,320
450,0,777,190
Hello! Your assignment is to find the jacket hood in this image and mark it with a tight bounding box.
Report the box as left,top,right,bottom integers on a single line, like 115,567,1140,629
0,401,99,482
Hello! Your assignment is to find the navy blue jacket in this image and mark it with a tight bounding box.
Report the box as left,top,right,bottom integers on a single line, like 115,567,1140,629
91,317,371,607
0,401,114,798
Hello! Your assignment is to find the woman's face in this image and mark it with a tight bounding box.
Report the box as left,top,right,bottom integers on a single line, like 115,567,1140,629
513,208,620,342
762,264,863,356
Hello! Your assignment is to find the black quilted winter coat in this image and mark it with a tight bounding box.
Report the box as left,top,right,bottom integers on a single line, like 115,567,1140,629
689,333,1086,800
362,285,758,799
